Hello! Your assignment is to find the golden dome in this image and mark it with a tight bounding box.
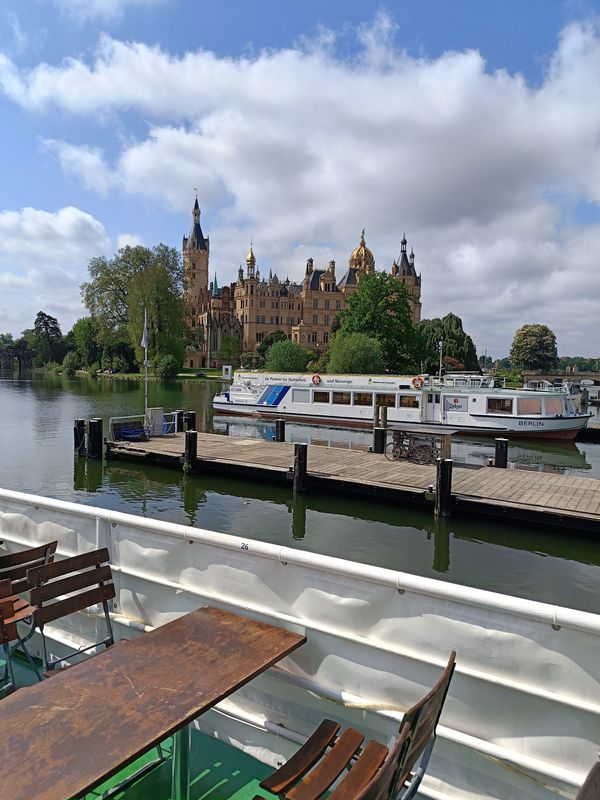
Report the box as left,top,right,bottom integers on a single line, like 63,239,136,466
349,229,375,272
246,244,256,267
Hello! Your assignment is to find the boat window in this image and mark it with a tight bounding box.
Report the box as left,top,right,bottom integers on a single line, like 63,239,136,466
398,394,420,408
292,389,310,403
487,398,513,415
353,392,373,406
332,391,351,405
375,393,396,407
517,398,542,415
545,397,563,415
313,391,330,403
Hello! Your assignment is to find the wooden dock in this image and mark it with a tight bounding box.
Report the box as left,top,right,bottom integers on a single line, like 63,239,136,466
105,432,600,532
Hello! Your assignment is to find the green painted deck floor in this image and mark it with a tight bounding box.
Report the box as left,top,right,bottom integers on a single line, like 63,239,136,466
3,655,275,800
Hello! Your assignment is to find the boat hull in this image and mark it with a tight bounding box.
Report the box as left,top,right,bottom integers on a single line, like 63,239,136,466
212,401,589,440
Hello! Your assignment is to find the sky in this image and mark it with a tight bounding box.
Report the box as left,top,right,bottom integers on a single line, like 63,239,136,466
1,0,600,358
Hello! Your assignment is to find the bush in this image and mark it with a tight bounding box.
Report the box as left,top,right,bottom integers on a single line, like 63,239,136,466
156,354,180,380
240,351,260,369
62,351,80,376
265,340,309,372
326,333,384,374
112,355,129,373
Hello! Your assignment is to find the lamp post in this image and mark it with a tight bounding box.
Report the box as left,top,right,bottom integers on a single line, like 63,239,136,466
438,339,443,382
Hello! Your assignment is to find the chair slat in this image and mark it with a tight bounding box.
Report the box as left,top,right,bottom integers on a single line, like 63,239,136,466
27,547,109,586
33,584,115,626
30,565,112,605
327,741,389,800
357,725,412,800
260,719,341,794
0,578,11,598
0,541,57,569
287,729,365,800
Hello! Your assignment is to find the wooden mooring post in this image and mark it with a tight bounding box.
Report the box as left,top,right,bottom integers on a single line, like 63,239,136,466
74,419,86,456
175,409,184,433
87,418,103,459
183,429,197,474
435,458,453,517
184,411,197,432
494,437,509,468
275,418,286,442
293,443,308,494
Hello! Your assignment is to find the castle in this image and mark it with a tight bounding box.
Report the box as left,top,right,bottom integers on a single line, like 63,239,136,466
183,198,422,368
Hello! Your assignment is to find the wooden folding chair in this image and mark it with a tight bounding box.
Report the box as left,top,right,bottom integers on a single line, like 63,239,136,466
576,762,600,800
0,540,58,593
27,547,115,672
0,578,42,693
257,651,456,800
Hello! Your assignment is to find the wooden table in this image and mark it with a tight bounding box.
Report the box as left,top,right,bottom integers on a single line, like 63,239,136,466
0,606,306,800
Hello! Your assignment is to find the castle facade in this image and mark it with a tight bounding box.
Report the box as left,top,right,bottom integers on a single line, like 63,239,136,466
183,199,422,368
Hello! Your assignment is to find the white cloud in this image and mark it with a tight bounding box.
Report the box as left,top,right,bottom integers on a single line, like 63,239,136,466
47,0,166,23
0,207,110,334
117,232,143,249
2,15,600,354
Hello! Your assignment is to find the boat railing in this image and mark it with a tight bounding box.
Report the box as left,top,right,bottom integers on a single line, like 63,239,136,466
109,410,178,441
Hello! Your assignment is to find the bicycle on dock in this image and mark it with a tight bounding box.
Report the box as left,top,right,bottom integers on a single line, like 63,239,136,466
384,430,441,464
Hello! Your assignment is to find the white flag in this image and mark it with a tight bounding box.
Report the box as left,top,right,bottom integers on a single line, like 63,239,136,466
140,308,148,349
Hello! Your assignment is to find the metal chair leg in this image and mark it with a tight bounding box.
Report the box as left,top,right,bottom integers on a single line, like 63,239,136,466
1,642,16,694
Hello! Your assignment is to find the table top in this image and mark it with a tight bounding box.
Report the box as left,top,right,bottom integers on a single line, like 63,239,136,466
0,606,306,800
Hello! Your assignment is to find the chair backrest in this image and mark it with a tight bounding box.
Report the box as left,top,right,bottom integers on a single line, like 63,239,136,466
0,541,58,593
355,723,412,800
576,762,600,800
28,547,115,629
394,651,456,795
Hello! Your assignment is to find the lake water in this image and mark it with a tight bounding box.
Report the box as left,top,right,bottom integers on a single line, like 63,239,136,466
0,372,598,614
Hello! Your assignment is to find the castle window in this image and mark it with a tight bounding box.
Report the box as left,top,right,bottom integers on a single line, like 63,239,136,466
312,314,317,325
311,331,317,343
324,315,329,325
324,300,329,310
336,300,341,310
313,299,318,309
324,331,329,343
191,319,196,328
260,300,265,308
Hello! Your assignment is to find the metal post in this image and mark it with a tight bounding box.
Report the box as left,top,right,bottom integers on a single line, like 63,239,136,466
494,437,509,468
87,418,103,459
74,419,86,455
275,418,286,442
171,724,191,800
183,430,197,474
293,443,308,494
434,458,453,517
372,427,386,454
175,410,184,432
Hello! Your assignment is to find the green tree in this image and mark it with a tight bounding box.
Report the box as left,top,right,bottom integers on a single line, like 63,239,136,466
127,263,184,366
265,340,309,372
62,350,80,376
510,324,558,370
0,333,14,347
337,272,423,373
156,354,180,380
256,330,288,365
216,334,241,366
34,311,64,364
326,333,384,374
70,317,99,367
418,313,479,372
81,244,184,360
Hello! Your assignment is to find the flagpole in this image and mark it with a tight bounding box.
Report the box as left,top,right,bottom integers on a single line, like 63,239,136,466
141,307,148,424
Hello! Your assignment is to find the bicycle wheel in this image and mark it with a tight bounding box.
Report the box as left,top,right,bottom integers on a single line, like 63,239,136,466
384,442,401,461
409,445,432,465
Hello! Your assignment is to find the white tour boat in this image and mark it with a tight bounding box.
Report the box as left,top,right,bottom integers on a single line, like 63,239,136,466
213,371,592,440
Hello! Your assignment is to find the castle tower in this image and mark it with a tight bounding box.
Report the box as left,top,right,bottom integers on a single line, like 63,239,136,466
348,229,375,275
183,197,209,301
390,233,421,323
